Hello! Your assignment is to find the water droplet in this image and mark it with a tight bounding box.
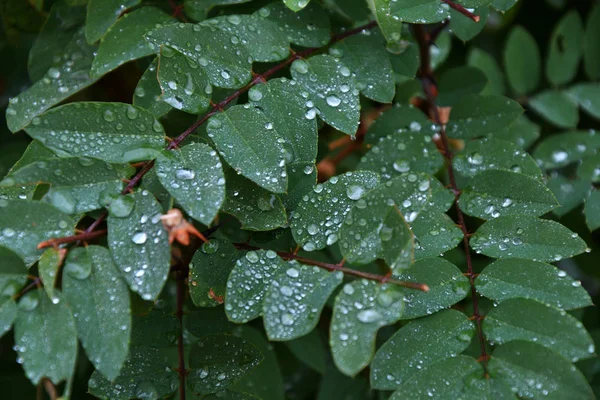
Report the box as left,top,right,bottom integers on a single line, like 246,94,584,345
245,251,259,263
346,185,364,200
176,169,195,180
132,231,148,244
357,309,382,323
326,95,341,107
103,109,115,122
248,87,263,101
109,196,135,218
47,67,61,79
281,313,294,325
292,59,309,74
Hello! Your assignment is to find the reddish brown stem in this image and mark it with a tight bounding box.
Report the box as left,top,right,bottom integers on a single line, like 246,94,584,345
234,243,429,292
175,269,187,400
13,277,41,300
38,229,108,249
413,25,488,366
441,0,480,22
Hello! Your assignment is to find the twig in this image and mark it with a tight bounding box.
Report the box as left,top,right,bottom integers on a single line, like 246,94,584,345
37,229,108,249
441,0,480,22
412,25,488,366
13,277,41,300
175,268,187,400
234,244,429,292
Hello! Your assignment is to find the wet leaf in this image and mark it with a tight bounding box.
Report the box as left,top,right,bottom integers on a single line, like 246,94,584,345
330,280,404,376
475,259,592,310
190,240,239,307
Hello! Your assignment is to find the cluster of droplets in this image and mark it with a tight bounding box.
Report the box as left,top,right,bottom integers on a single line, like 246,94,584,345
290,55,360,134
155,145,225,224
225,250,286,322
28,103,164,163
360,131,442,180
291,171,380,251
332,281,404,355
6,29,95,131
263,264,342,339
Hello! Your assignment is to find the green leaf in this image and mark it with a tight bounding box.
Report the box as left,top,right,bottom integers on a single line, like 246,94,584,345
366,0,403,44
330,281,404,376
454,138,542,180
460,170,558,219
339,173,444,266
38,248,62,301
290,55,360,135
452,8,489,43
225,250,287,323
431,31,452,70
222,167,287,231
248,78,318,164
0,200,76,265
411,211,463,259
107,191,171,300
145,22,252,89
284,0,310,12
365,104,436,146
389,44,420,79
187,334,263,395
546,175,590,217
14,290,77,384
371,310,475,390
467,48,505,96
133,58,173,118
395,258,469,319
90,7,172,78
389,0,448,23
437,66,488,106
0,246,27,297
532,130,600,169
584,3,600,80
476,258,592,310
446,95,523,139
529,90,579,129
255,2,330,48
568,83,600,120
62,246,131,381
207,105,287,193
28,0,86,82
489,341,594,399
330,31,395,103
291,171,380,252
88,347,178,399
24,102,166,163
585,190,600,231
190,240,239,307
156,143,224,225
184,0,253,22
484,298,594,362
492,0,519,11
185,306,236,337
6,28,99,133
231,326,285,400
504,26,541,95
263,264,342,341
578,154,600,182
201,14,289,62
470,216,588,261
493,114,540,149
546,10,584,86
1,156,131,214
358,131,443,180
84,0,141,43
157,47,212,114
389,356,484,400
284,331,326,373
0,296,17,338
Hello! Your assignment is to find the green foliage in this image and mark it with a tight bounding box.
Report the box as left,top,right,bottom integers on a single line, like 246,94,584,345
1,1,600,399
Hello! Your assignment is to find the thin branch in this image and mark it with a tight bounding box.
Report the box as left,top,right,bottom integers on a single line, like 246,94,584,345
441,0,480,22
234,244,429,292
175,268,187,400
38,229,108,249
13,277,41,300
413,25,488,366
